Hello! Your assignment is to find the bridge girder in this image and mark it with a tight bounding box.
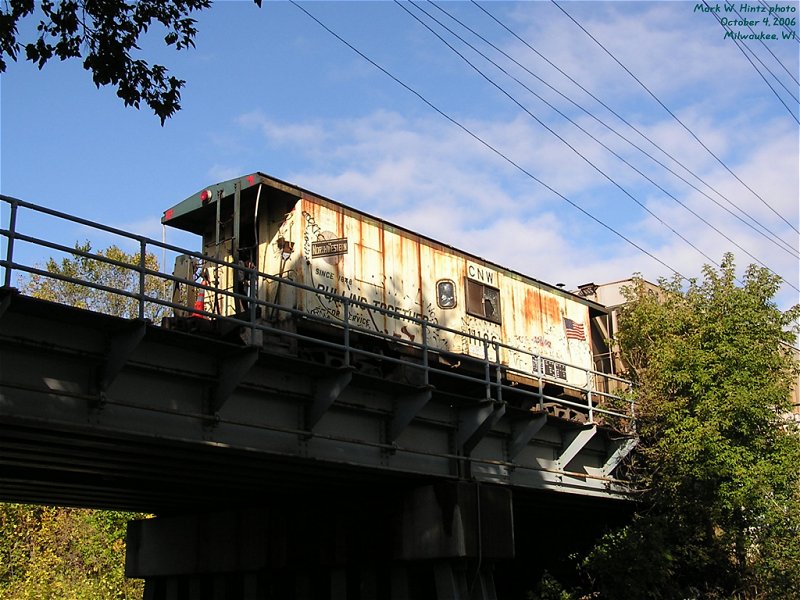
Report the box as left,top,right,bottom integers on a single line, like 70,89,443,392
0,289,635,513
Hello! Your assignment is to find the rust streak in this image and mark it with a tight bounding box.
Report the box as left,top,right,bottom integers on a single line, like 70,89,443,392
523,289,537,324
417,237,423,310
543,294,561,325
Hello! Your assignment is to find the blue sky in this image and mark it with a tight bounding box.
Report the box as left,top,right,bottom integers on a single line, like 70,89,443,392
2,1,798,312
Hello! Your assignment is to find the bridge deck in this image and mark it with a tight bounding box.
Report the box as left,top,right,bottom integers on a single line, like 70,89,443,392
0,194,636,513
1,288,632,512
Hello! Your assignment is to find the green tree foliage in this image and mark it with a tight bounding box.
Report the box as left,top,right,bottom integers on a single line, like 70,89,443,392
0,505,145,599
576,255,800,599
20,241,169,322
0,0,260,123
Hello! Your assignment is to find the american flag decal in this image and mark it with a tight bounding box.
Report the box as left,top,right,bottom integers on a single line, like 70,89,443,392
564,318,586,341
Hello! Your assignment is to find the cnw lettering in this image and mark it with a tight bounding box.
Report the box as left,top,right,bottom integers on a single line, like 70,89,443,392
468,264,495,284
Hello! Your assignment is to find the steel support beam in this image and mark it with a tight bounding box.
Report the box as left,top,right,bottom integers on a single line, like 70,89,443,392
434,562,469,600
209,347,259,414
0,293,634,509
387,386,432,443
306,367,353,431
585,436,638,479
457,401,506,455
507,414,547,461
558,425,597,470
129,489,509,599
0,288,13,320
602,437,637,477
472,567,499,600
97,320,147,399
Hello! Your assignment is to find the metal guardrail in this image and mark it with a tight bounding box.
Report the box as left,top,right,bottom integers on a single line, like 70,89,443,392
0,194,635,431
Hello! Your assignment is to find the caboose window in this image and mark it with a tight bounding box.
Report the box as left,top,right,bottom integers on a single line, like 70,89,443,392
465,278,501,324
437,280,456,309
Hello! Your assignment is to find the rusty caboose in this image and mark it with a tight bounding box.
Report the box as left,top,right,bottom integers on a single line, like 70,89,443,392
162,172,619,402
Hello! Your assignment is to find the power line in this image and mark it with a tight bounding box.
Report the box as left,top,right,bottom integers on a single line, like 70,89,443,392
747,4,800,85
758,0,800,46
397,0,729,274
406,0,798,290
469,1,799,258
402,2,799,294
706,1,799,123
552,0,800,236
424,1,799,267
288,0,690,283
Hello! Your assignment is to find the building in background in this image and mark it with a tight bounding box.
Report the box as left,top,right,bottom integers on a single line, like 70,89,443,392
574,279,661,382
577,279,800,422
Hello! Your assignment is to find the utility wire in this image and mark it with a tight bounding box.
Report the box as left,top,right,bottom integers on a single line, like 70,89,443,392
470,1,799,258
288,0,689,282
412,1,799,289
758,0,800,46
552,0,800,236
432,0,800,267
738,39,800,109
749,3,800,84
706,2,799,123
399,1,800,293
736,33,800,107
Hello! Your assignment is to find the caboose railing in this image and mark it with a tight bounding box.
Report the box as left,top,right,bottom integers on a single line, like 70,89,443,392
1,194,636,433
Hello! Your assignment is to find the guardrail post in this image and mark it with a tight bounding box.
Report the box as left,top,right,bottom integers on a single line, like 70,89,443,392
586,368,594,424
3,200,18,288
483,339,491,401
249,267,258,343
494,342,502,405
421,318,429,388
535,355,544,411
343,299,351,368
138,239,146,320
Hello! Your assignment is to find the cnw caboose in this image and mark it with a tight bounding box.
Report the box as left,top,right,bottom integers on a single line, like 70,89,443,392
162,172,626,420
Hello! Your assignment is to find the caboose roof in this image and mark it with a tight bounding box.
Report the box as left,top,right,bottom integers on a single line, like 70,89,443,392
162,171,610,315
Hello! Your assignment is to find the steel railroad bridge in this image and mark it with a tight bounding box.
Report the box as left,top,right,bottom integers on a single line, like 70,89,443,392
0,195,637,600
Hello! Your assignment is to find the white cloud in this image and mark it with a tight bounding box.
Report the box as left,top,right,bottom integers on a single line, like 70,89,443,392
210,1,797,311
237,111,329,147
207,164,246,183
232,101,796,302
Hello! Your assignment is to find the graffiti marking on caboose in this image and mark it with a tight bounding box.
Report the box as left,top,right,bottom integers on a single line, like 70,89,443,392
460,315,500,356
372,300,424,322
513,335,553,350
302,211,322,257
302,211,344,266
315,284,368,306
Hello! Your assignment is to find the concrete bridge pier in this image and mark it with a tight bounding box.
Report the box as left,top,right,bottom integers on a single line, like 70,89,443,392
126,481,513,600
